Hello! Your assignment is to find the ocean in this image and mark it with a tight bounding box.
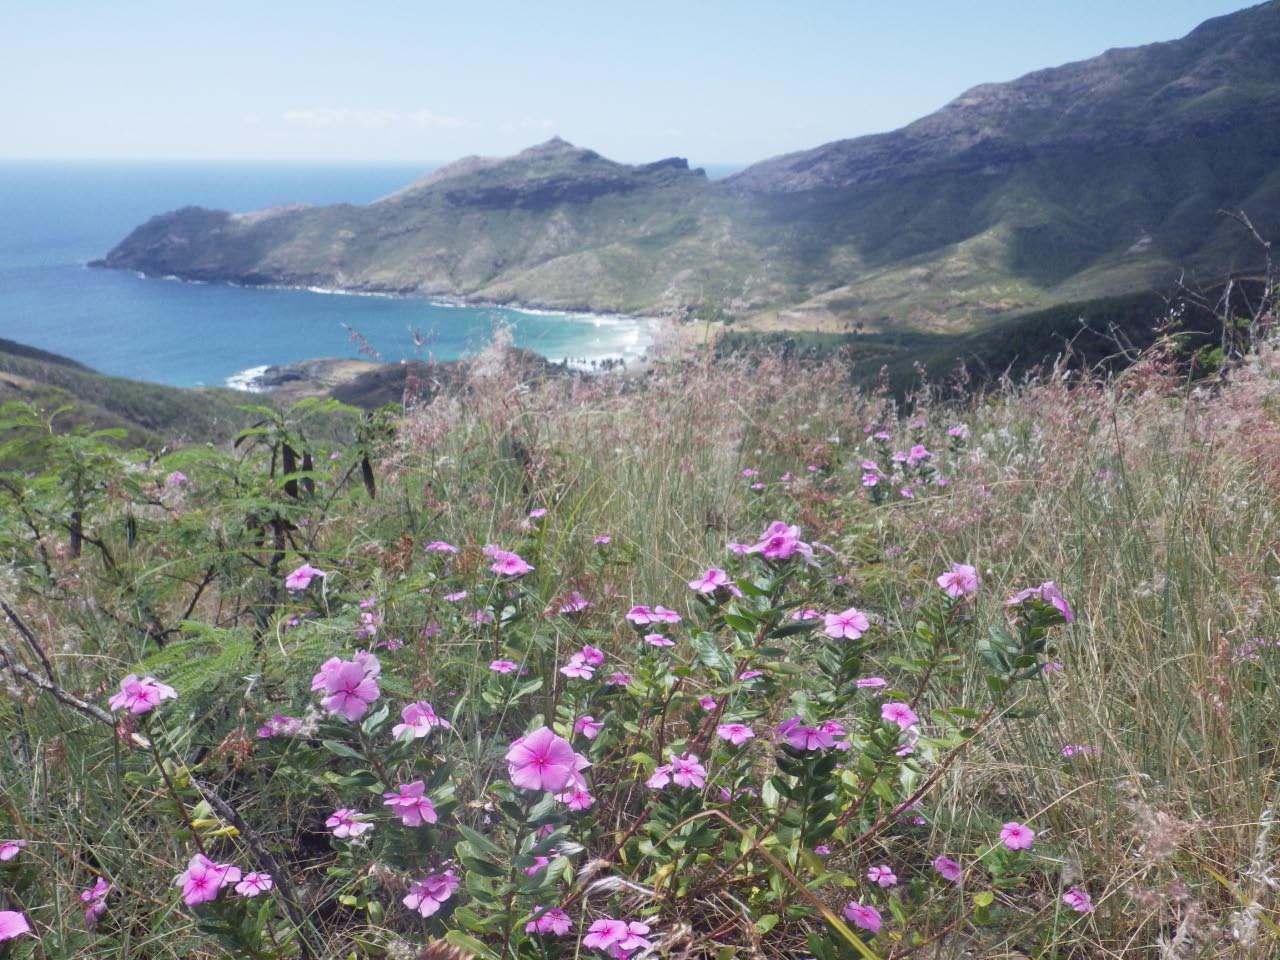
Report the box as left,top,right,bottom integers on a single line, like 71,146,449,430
0,162,656,388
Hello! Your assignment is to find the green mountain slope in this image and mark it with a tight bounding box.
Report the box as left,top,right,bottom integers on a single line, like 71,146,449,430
96,2,1280,331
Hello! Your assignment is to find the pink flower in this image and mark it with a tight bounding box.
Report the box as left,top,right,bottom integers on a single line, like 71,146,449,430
948,424,969,439
108,674,177,715
234,872,273,897
670,752,707,788
856,677,887,688
574,715,604,739
936,563,980,598
528,507,547,519
555,786,596,811
777,716,836,751
747,521,814,563
584,918,652,956
0,840,26,861
525,906,572,936
558,591,593,614
81,877,111,924
726,541,750,555
403,870,458,918
906,444,932,466
644,632,675,647
579,645,605,666
625,605,654,624
932,856,962,882
1043,661,1065,673
606,671,632,686
326,808,373,839
842,901,882,934
311,653,381,721
688,568,731,594
489,548,534,577
256,713,303,738
652,606,682,624
900,487,915,499
444,590,468,602
0,911,31,941
1007,581,1074,623
881,701,919,730
698,695,718,711
175,854,239,906
1061,744,1099,756
560,654,596,680
594,535,611,545
867,864,897,887
166,470,188,486
490,659,519,673
999,821,1035,850
716,722,755,745
425,540,458,554
741,468,757,477
824,607,869,640
507,727,581,792
1062,885,1095,913
284,563,326,591
524,856,551,876
383,781,438,827
392,700,451,737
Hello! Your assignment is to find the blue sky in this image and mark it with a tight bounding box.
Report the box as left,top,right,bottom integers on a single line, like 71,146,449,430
0,0,1258,166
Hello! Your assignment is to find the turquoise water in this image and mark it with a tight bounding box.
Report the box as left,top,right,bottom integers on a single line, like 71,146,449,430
0,162,654,388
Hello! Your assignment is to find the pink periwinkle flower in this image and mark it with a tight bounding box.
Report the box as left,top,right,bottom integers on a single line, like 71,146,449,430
867,864,898,888
0,911,31,941
81,877,111,925
1043,661,1065,673
906,444,932,467
1007,581,1074,623
932,855,963,882
525,906,573,936
577,644,605,666
555,786,596,811
560,654,596,680
443,590,468,602
383,780,438,827
747,521,815,563
881,701,919,730
392,700,451,738
175,854,240,906
717,722,755,745
489,548,534,577
594,535,612,545
558,591,593,614
402,870,458,918
688,568,731,594
574,715,604,739
842,901,882,934
645,632,675,647
108,674,177,715
311,653,381,721
326,808,373,839
948,424,969,439
936,563,981,598
425,540,458,554
507,727,583,792
0,840,26,861
824,607,869,640
1061,744,1100,757
1062,885,1096,913
698,696,718,712
166,470,188,487
234,872,273,897
583,917,652,956
606,672,632,686
856,677,887,689
862,472,880,487
1000,821,1035,850
490,659,519,674
256,713,303,738
284,563,326,591
778,716,836,751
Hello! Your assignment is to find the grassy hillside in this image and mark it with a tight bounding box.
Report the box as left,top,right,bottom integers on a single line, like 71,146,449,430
2,325,1279,957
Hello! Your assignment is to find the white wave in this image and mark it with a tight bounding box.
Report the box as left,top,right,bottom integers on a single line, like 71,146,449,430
225,364,270,392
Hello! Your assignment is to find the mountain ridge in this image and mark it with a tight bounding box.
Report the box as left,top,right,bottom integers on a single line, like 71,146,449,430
96,1,1280,331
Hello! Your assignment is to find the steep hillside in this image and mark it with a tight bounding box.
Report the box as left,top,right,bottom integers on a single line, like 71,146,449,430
96,2,1280,330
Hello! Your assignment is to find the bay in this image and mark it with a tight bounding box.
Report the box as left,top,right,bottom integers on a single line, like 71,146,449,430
0,162,654,388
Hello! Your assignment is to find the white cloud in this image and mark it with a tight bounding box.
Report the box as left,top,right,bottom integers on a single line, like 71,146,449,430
407,109,471,129
282,108,399,128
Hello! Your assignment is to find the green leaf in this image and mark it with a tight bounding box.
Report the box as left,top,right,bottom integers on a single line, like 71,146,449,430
444,931,501,960
973,890,994,908
321,739,365,762
456,824,504,859
756,914,780,934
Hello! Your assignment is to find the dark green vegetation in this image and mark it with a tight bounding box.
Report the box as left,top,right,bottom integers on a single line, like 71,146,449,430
0,340,258,447
98,2,1280,331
